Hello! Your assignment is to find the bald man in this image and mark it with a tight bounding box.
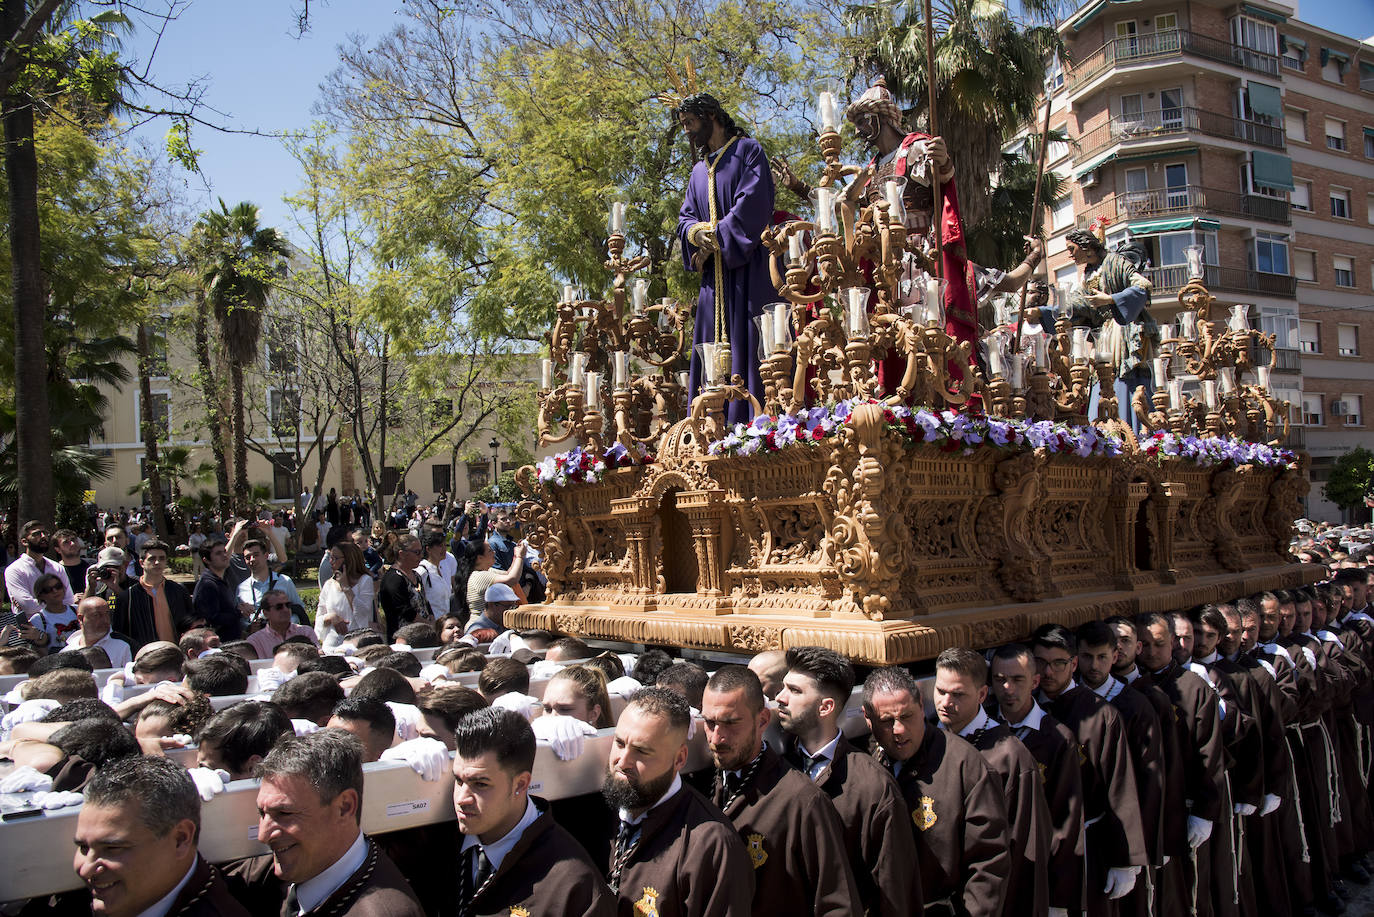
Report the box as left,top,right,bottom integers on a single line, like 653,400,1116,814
748,651,787,701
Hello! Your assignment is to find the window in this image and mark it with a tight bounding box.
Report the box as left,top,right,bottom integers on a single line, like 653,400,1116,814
1293,249,1316,281
1299,320,1320,353
465,461,489,494
1159,88,1183,130
1368,193,1374,223
1326,118,1346,152
1260,309,1299,350
1055,264,1078,287
432,463,452,494
147,331,168,379
137,391,171,443
1119,93,1144,124
1333,255,1355,288
272,454,294,502
1290,179,1311,212
1116,20,1138,55
1338,324,1359,356
1340,394,1363,426
1254,232,1289,275
265,324,296,376
1232,16,1277,55
268,389,300,432
381,466,405,498
1323,58,1343,84
1301,394,1324,426
1285,109,1307,143
1051,196,1074,231
1045,55,1064,91
1282,39,1303,70
1164,163,1188,208
1331,188,1351,219
1365,128,1374,159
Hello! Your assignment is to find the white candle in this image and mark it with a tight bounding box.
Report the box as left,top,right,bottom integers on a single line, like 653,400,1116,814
925,278,942,319
988,347,1005,379
1072,327,1090,364
773,302,790,353
631,279,648,314
563,284,578,304
1008,353,1025,389
540,358,553,391
788,232,804,264
677,371,689,391
585,371,601,411
758,311,776,355
1169,378,1184,411
818,91,838,132
1257,365,1271,391
1179,310,1197,341
1230,304,1250,334
1218,366,1236,394
846,288,869,338
815,187,836,234
885,179,905,220
1153,357,1168,388
1031,333,1049,368
1203,379,1218,410
569,352,587,388
613,352,629,390
609,201,626,235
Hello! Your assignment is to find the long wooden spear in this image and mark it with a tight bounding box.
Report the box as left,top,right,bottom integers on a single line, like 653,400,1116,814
1012,95,1054,355
923,0,941,276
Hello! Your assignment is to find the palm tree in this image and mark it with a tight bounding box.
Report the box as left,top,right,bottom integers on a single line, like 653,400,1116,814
194,200,290,515
128,444,215,544
847,0,1063,237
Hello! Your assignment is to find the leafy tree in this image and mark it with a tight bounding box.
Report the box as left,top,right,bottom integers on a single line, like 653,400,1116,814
1324,447,1374,516
193,200,290,515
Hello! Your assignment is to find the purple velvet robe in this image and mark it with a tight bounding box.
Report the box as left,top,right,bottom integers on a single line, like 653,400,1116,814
677,135,776,425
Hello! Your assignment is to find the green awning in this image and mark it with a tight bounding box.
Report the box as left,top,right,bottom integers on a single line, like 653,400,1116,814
1365,127,1374,139
1073,149,1117,177
1069,0,1142,31
1126,216,1220,234
1241,3,1288,23
1252,150,1294,191
1284,35,1307,51
1247,81,1283,120
1073,146,1199,178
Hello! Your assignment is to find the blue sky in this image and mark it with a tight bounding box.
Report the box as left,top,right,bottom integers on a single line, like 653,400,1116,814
128,0,1372,243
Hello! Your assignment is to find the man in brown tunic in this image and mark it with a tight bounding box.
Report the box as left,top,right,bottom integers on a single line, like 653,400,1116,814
702,665,862,916
604,687,754,917
1074,621,1168,917
73,755,250,917
863,665,1009,917
235,730,425,917
990,643,1085,917
933,647,1050,917
447,707,614,917
776,646,920,915
1030,624,1147,917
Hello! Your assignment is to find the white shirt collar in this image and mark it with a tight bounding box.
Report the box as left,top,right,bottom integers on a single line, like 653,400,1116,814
1088,675,1123,699
1197,651,1220,665
620,772,683,826
136,857,198,917
295,831,367,914
460,796,539,874
1118,665,1141,683
795,730,843,764
1005,701,1045,731
951,707,992,738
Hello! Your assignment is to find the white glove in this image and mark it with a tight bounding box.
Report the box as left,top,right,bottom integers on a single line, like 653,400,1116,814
197,647,222,658
1259,793,1282,816
605,675,642,697
488,630,514,655
100,673,127,705
1162,855,1171,866
1103,866,1140,899
122,661,137,679
618,653,638,673
689,706,701,741
386,702,426,742
420,664,452,684
531,713,597,761
1187,816,1213,849
337,644,357,656
388,643,413,653
187,767,230,801
530,659,563,680
0,765,54,794
256,666,294,692
1234,802,1257,816
291,719,320,737
30,790,84,809
1049,908,1070,917
168,733,192,747
0,699,61,742
491,692,541,722
380,737,450,782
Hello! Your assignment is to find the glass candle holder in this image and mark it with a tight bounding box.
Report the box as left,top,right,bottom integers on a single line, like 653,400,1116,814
1178,310,1198,341
787,229,806,266
540,358,553,391
1218,366,1236,395
1008,352,1025,390
817,90,839,133
612,352,630,391
1229,304,1251,334
844,287,871,339
1153,357,1169,389
1203,379,1218,411
884,177,906,223
1072,327,1091,364
1257,365,1271,391
1169,378,1185,411
631,278,648,315
569,352,588,388
1184,244,1206,281
771,302,791,354
584,371,601,411
812,187,837,234
608,200,627,236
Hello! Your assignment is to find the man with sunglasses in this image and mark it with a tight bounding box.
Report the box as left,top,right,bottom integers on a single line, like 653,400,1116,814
3,520,74,616
245,589,318,659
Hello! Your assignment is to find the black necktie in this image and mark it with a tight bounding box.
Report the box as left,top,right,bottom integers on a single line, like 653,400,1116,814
285,884,300,917
472,845,492,891
723,771,742,796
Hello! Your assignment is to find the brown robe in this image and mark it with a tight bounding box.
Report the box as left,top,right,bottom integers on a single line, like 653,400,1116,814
711,746,862,917
878,726,1010,917
782,733,921,916
164,856,251,917
1095,677,1166,917
1041,684,1147,917
224,836,424,917
612,779,754,917
445,799,614,917
1004,704,1085,913
1281,634,1343,901
956,718,1051,917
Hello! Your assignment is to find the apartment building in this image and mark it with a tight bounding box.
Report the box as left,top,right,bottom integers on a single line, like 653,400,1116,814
1037,0,1374,521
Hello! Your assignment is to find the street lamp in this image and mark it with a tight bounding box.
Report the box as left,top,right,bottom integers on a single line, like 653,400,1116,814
489,437,500,491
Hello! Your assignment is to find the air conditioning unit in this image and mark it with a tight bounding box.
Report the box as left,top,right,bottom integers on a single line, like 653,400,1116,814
1080,170,1098,188
1331,400,1350,416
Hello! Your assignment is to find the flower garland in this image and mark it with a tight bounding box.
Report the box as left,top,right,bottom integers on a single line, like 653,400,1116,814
706,400,1123,459
536,441,653,488
1140,431,1297,469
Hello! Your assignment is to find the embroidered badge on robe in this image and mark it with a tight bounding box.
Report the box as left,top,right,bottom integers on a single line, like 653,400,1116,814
914,795,938,831
510,908,531,917
747,832,769,868
633,886,660,917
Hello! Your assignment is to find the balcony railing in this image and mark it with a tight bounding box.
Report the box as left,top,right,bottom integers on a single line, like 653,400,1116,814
1146,264,1296,298
1075,184,1290,229
1076,107,1285,163
1067,29,1281,91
